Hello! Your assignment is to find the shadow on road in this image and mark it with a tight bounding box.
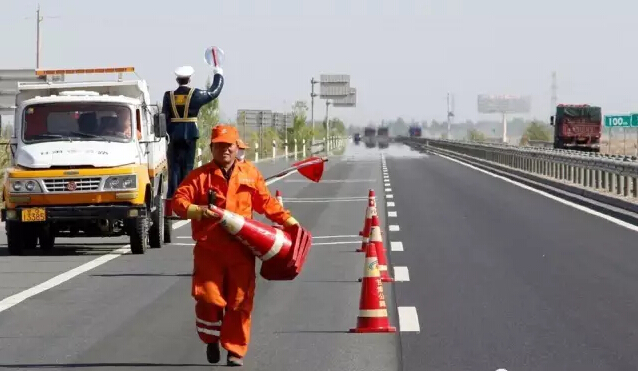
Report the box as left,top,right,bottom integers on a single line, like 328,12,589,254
0,242,127,257
0,363,210,369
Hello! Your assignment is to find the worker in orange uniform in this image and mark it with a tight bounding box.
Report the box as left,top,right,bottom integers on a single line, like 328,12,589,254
171,124,299,366
236,138,249,162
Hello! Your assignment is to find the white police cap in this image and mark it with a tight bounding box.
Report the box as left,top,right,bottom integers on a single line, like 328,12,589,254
174,66,194,78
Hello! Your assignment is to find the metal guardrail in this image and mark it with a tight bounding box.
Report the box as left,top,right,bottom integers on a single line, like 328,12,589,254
398,137,638,208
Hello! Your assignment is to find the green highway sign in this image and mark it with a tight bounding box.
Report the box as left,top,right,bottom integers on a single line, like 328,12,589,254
604,115,633,128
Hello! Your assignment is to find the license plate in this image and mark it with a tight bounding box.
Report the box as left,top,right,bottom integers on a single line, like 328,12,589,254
21,208,46,222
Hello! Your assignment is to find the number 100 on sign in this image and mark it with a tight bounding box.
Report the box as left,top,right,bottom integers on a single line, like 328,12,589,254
604,115,632,127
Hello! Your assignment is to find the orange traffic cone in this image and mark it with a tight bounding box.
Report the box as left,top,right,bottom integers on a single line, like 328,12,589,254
369,215,394,282
273,190,283,226
350,237,396,333
357,189,377,252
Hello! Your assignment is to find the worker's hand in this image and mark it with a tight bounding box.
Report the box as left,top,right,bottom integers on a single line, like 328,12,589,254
283,216,299,227
200,207,216,219
186,204,216,221
212,66,224,76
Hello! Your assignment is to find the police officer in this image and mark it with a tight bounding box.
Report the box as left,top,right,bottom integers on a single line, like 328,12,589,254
163,65,224,199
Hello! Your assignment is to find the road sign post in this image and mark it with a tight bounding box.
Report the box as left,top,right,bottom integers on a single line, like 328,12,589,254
318,74,355,154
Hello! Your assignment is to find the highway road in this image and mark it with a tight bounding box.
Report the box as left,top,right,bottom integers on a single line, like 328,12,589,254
2,140,638,370
0,146,403,370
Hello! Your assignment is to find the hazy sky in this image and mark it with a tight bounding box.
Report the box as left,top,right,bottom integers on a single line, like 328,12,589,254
0,0,635,125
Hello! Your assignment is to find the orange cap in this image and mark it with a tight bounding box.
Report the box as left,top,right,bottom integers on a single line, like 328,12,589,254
237,138,249,149
210,124,239,144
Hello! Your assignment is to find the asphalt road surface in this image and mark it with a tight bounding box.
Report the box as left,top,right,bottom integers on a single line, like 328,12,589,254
4,140,637,371
386,144,638,371
0,146,403,371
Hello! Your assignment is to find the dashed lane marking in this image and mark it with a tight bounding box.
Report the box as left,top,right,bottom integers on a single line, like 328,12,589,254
394,266,410,281
385,188,392,192
390,241,403,251
398,306,420,332
388,211,397,217
0,169,295,314
389,225,400,231
387,201,396,207
386,194,394,199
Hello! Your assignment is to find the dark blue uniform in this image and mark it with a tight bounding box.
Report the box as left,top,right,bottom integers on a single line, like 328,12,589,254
163,73,224,198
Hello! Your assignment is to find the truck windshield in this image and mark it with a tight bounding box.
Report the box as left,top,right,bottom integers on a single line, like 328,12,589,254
364,128,375,136
378,128,389,136
22,103,134,144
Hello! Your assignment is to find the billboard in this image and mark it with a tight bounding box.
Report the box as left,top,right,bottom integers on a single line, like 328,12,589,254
477,94,531,114
320,74,350,99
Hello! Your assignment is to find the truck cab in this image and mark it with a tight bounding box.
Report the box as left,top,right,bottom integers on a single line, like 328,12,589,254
377,126,390,149
363,127,376,148
1,67,170,255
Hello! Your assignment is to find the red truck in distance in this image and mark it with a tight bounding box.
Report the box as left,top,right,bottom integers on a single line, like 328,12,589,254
550,104,602,153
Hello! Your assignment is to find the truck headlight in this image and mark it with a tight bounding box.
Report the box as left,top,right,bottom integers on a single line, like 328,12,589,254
104,175,137,190
9,179,42,193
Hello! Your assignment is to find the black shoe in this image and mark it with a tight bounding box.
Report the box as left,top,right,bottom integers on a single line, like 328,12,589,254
227,352,244,367
206,342,221,364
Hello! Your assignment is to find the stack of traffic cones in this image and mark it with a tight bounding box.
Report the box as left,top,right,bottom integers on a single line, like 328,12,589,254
368,214,393,282
350,234,396,333
357,189,377,252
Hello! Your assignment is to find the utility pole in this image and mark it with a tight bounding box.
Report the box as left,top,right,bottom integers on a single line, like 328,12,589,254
310,77,318,145
446,93,455,139
31,4,60,69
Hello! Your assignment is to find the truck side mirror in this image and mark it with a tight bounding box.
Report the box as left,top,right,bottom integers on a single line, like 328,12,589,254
154,113,167,137
549,116,554,126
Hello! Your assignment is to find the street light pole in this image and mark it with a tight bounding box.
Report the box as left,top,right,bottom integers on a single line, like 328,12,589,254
310,77,318,145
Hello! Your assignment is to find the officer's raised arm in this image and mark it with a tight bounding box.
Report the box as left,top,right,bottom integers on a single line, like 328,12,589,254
191,66,225,107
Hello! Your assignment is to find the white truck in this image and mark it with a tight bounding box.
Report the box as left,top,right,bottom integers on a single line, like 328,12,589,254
1,66,171,255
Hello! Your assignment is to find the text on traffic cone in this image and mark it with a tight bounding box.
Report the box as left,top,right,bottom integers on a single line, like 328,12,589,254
350,237,396,333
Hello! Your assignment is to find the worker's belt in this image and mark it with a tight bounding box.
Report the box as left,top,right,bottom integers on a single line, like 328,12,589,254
170,118,198,123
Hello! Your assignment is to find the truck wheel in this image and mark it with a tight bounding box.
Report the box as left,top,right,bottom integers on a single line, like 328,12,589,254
39,224,56,253
6,222,37,255
149,195,164,249
129,216,149,254
163,218,173,243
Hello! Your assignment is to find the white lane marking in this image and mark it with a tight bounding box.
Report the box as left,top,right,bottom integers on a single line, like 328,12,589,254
384,182,391,187
383,176,389,179
313,241,361,246
385,188,392,192
389,225,400,231
284,179,376,183
394,266,410,281
436,152,638,234
284,197,368,201
0,169,294,313
388,211,397,217
387,201,396,207
398,306,420,332
313,235,360,239
386,194,394,199
283,198,367,203
390,241,404,251
171,242,195,246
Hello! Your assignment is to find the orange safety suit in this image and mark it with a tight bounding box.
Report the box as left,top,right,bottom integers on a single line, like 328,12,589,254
172,125,296,358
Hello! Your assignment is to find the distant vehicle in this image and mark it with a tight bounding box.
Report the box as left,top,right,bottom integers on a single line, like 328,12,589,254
408,125,422,137
550,104,601,152
353,133,361,144
363,127,376,148
377,127,389,149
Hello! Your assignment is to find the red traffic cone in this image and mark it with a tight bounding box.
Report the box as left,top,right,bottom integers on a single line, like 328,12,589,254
205,204,312,280
357,189,377,252
369,215,393,283
350,237,396,333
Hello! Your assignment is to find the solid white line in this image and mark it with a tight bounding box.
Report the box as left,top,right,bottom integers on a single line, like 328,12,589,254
389,225,400,231
386,194,394,199
390,241,404,251
387,201,396,207
283,199,367,203
284,179,376,183
312,234,360,239
388,211,397,217
171,242,195,246
0,168,293,314
394,266,410,281
385,188,392,192
284,197,368,201
436,152,638,234
398,306,420,332
313,241,361,246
